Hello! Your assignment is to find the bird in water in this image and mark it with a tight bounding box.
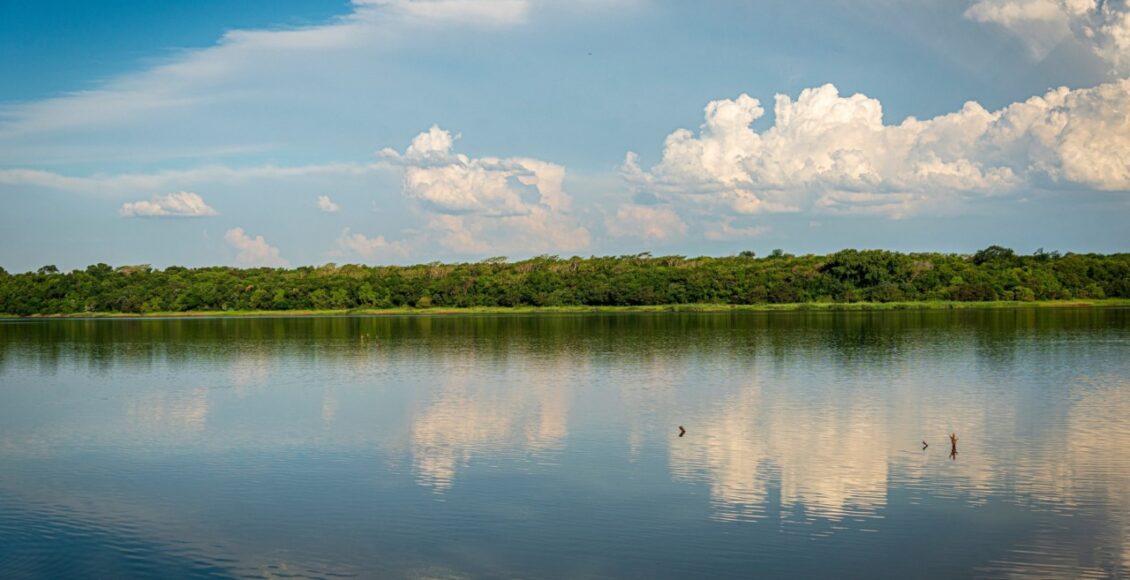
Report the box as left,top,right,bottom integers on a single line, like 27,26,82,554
678,426,686,437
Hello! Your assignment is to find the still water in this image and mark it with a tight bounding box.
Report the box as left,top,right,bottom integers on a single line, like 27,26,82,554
1,310,1128,579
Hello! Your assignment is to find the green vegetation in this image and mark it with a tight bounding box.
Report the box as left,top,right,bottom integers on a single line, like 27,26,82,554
1,247,1128,316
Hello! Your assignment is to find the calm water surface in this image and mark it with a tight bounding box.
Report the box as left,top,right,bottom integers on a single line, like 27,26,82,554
1,310,1128,578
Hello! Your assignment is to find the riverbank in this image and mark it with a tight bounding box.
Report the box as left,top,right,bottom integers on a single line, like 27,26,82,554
3,299,1128,319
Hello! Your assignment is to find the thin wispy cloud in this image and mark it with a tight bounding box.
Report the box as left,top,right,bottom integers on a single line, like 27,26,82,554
333,227,411,261
0,0,1126,271
119,192,218,218
0,162,385,196
0,0,550,150
703,218,769,241
605,204,687,241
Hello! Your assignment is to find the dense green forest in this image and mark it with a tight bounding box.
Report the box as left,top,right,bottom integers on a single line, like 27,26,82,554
1,247,1128,315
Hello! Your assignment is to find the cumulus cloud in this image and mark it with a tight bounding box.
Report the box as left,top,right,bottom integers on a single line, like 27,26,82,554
334,227,410,261
381,126,570,216
426,215,492,253
119,192,218,218
605,204,687,240
317,195,341,213
224,227,288,267
966,0,1130,73
625,80,1130,218
380,126,591,254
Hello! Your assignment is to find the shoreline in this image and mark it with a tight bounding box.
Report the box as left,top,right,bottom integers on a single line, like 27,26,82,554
2,299,1128,319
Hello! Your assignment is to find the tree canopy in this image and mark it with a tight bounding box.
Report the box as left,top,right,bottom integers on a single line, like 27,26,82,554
1,248,1127,315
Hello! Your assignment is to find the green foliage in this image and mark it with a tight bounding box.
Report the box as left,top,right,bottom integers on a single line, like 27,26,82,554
972,245,1018,267
1,247,1127,315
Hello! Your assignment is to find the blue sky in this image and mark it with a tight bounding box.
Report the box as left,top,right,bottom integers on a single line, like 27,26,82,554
1,0,1127,271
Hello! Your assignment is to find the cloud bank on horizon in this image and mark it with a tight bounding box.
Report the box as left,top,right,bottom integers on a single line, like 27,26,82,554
0,0,1126,270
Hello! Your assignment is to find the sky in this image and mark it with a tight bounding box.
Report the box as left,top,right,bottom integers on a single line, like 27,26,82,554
1,0,1128,271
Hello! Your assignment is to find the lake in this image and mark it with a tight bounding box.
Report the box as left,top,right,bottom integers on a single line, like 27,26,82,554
1,309,1128,578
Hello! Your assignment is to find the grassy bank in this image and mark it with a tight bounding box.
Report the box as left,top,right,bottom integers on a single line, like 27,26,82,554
3,299,1128,319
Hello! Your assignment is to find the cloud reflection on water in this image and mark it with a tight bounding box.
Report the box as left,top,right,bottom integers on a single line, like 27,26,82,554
411,354,576,491
0,312,1127,577
668,382,889,523
125,387,210,433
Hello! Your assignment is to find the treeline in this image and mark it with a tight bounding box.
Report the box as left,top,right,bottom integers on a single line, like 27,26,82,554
1,247,1127,315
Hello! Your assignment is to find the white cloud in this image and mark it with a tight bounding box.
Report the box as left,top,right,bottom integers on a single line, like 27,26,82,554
0,162,383,196
119,192,218,218
381,126,591,254
224,227,288,267
625,80,1130,218
381,126,567,217
703,218,769,241
427,215,492,253
0,0,577,149
334,227,411,261
966,0,1130,73
0,0,651,173
605,204,687,240
354,0,531,26
965,0,1078,59
989,80,1130,190
317,195,341,213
